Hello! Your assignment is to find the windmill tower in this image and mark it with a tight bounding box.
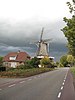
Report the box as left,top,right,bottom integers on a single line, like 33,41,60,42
36,28,52,58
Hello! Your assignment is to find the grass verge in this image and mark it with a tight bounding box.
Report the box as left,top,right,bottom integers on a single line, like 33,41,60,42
70,66,75,89
0,68,54,78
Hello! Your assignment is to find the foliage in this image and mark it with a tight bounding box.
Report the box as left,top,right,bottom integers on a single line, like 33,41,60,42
61,0,75,56
40,56,56,68
17,57,40,69
29,57,40,68
0,68,54,78
60,54,75,67
58,63,64,68
66,0,75,14
70,66,75,77
70,66,75,88
0,56,3,67
60,55,68,67
40,57,51,67
56,62,59,66
67,55,75,66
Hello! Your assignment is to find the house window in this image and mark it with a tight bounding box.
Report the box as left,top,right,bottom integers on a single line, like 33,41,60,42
11,62,17,68
9,56,16,60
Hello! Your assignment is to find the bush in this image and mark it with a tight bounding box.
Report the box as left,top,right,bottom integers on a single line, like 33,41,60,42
67,55,75,67
60,55,68,67
0,68,54,78
58,63,64,68
29,57,40,68
17,58,40,69
40,57,51,67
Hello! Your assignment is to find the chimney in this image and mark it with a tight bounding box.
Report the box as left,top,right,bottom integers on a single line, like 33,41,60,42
18,50,20,53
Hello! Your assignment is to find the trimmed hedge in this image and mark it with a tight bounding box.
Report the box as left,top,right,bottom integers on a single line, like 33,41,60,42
0,68,54,78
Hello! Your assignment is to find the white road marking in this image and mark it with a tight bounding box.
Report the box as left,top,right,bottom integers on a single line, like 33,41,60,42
57,71,68,99
58,92,61,98
20,81,25,83
64,79,65,82
62,82,65,85
8,84,16,87
61,86,63,90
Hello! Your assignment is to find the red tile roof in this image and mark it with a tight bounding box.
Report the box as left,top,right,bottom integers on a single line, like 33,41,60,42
3,51,30,62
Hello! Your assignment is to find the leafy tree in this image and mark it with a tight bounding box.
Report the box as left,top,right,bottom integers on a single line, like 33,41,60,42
56,62,59,66
60,55,68,67
0,56,3,67
40,56,51,68
17,57,40,69
58,63,64,68
67,55,74,66
30,57,40,68
61,0,75,56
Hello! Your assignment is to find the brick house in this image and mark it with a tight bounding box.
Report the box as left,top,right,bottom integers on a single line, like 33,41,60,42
3,51,31,68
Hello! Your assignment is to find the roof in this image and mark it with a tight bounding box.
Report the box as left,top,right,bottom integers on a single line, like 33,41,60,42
3,51,30,62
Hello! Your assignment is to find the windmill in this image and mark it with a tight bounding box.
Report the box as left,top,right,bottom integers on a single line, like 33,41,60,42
35,28,52,58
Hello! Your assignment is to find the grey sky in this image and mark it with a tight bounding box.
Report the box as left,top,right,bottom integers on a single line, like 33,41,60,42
0,20,67,46
0,0,71,46
0,0,71,60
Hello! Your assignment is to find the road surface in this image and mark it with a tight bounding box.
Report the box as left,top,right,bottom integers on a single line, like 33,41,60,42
0,68,70,100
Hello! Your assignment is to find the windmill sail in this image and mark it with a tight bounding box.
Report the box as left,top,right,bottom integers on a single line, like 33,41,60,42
40,27,44,41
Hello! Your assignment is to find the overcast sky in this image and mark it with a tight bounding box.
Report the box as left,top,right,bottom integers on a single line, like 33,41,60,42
0,0,72,59
0,0,71,43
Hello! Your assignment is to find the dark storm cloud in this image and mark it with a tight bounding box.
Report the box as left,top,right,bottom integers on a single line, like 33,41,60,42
0,19,66,46
0,19,68,60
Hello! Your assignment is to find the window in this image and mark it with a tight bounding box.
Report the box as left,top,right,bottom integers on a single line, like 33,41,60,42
9,56,16,60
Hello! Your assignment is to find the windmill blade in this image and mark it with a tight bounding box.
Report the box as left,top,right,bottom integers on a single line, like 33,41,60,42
43,38,52,42
30,40,41,45
40,27,44,41
47,43,50,53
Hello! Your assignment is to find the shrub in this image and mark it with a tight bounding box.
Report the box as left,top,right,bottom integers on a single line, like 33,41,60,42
60,55,68,67
58,63,64,68
30,57,40,68
0,68,54,78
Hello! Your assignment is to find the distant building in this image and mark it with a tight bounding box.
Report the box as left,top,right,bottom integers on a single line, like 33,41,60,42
3,51,30,68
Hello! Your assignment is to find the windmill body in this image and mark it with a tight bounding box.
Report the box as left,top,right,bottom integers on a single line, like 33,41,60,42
37,41,48,56
36,28,51,58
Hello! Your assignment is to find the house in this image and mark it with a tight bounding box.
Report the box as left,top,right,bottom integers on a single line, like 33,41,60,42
3,51,31,68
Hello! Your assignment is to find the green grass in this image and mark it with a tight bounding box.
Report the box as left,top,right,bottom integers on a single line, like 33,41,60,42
0,68,54,78
70,66,75,89
70,66,75,77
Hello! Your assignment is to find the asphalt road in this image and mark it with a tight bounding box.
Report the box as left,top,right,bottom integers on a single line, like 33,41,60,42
0,68,69,100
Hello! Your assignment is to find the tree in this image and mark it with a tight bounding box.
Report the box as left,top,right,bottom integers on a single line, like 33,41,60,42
0,56,3,67
30,57,40,68
40,57,51,68
61,0,75,57
58,63,64,68
60,55,68,67
67,55,74,66
18,57,40,69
